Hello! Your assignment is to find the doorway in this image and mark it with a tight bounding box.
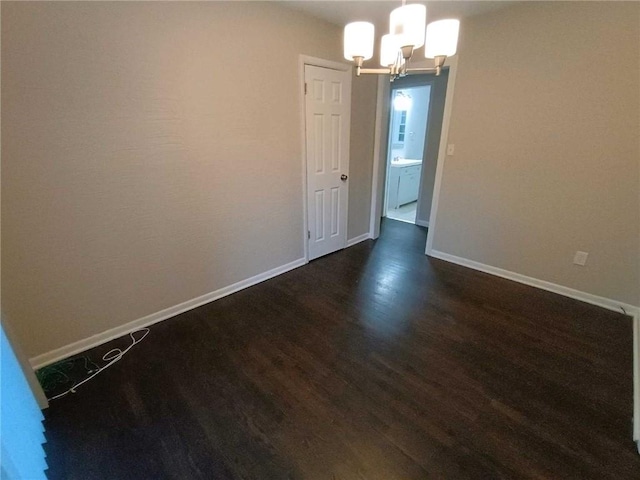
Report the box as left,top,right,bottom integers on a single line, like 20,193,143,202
384,84,431,224
381,70,449,229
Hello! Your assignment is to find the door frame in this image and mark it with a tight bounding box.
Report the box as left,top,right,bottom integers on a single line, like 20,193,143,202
298,55,352,262
382,77,437,226
369,56,459,255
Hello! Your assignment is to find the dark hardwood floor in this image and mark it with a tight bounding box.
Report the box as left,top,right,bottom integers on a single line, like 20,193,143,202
42,219,639,479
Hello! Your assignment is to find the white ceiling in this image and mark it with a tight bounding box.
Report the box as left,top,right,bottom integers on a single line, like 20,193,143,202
280,1,514,31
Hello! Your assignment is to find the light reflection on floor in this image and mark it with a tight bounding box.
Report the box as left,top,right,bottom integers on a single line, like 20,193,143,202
354,248,414,339
386,201,417,224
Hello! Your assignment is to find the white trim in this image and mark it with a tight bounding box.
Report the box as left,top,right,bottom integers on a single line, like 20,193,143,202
299,55,350,73
425,56,458,254
415,219,429,228
30,258,307,369
298,57,310,262
633,309,640,449
346,232,371,247
432,248,640,450
429,249,639,315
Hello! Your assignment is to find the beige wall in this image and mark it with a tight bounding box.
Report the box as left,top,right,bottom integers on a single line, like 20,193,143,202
1,2,49,406
433,2,639,306
1,1,374,358
416,70,448,226
348,72,376,239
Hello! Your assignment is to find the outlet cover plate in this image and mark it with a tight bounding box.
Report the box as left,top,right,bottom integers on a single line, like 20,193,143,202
573,251,589,266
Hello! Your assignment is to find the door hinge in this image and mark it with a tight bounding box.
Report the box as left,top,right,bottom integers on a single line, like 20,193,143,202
304,83,307,95
308,230,311,239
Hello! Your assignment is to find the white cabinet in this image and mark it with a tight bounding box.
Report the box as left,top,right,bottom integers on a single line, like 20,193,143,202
387,162,422,209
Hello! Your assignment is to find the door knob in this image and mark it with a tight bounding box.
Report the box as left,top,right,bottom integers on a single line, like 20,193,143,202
341,174,348,181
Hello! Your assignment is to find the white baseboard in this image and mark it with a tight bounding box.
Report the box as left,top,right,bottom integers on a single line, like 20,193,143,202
633,310,640,445
346,232,371,247
428,250,639,316
415,219,429,228
30,258,307,370
428,249,640,449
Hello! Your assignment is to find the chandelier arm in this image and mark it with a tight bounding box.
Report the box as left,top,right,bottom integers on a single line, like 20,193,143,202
405,67,439,74
357,68,394,76
405,55,448,76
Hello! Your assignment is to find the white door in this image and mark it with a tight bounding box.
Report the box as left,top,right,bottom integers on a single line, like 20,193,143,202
304,64,351,261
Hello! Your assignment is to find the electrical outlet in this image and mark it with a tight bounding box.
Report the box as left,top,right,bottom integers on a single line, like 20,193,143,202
573,251,589,266
447,144,455,155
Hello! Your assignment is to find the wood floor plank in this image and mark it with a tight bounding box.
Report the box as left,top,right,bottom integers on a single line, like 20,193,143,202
42,219,639,479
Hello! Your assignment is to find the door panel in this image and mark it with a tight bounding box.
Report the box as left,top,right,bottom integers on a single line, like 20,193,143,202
305,64,351,260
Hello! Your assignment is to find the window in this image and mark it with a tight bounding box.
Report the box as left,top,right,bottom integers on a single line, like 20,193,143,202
397,111,407,143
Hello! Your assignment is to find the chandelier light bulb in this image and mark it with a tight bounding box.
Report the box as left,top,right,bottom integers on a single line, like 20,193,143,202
344,21,375,61
425,19,460,58
390,4,427,49
380,34,406,67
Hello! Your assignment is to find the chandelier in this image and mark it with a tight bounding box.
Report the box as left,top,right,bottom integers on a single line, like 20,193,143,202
343,2,459,81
